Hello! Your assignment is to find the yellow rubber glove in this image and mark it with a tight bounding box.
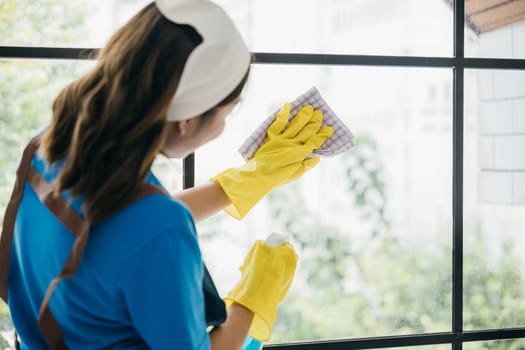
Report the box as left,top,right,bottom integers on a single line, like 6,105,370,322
212,103,334,219
224,240,298,341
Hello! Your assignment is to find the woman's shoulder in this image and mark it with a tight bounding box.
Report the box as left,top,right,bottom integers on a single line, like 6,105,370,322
90,194,198,263
119,192,195,231
140,192,192,219
138,172,195,228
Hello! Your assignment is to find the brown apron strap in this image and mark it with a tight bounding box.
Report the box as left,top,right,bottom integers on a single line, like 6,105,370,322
36,222,89,350
0,136,41,302
1,135,166,349
27,168,85,237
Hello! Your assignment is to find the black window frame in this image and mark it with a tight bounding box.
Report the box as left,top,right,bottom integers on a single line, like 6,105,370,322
2,0,525,348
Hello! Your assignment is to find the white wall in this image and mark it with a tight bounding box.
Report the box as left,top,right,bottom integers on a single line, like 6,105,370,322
477,20,525,206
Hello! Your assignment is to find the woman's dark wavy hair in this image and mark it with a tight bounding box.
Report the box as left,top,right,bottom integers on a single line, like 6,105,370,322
41,2,249,222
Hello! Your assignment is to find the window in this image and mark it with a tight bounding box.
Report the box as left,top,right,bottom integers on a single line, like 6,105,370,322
1,0,525,349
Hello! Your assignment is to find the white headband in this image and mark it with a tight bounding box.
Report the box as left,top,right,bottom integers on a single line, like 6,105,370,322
155,0,251,121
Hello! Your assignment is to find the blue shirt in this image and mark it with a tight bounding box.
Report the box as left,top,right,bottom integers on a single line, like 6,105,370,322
8,151,210,349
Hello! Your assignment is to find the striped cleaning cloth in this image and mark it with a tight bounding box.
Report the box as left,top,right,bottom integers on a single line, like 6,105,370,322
238,86,354,160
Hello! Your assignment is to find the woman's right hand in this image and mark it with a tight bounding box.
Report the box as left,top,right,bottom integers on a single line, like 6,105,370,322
211,103,334,219
224,239,299,342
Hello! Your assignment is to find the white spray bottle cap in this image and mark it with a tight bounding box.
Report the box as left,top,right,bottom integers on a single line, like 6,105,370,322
264,232,290,247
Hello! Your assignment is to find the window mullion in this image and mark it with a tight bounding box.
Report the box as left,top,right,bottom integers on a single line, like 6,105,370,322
452,0,465,349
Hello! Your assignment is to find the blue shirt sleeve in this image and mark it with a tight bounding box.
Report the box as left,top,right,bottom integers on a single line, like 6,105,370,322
117,221,210,350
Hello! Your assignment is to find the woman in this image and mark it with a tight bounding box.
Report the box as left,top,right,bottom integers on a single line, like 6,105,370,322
0,1,333,349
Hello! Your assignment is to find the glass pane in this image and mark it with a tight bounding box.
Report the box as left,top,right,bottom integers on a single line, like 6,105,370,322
217,0,453,56
0,0,453,56
464,339,525,350
465,1,525,59
0,0,149,48
0,0,87,47
464,69,525,331
196,64,453,341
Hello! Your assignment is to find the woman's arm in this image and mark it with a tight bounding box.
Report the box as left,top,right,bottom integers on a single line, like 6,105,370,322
209,303,254,350
175,186,255,347
173,182,231,223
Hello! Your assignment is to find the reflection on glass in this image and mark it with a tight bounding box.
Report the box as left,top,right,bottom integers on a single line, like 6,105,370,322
464,1,525,59
196,64,453,341
464,69,525,331
464,339,525,350
1,0,453,56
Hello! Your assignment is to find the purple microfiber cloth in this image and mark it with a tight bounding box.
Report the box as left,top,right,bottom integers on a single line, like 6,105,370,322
238,86,354,160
